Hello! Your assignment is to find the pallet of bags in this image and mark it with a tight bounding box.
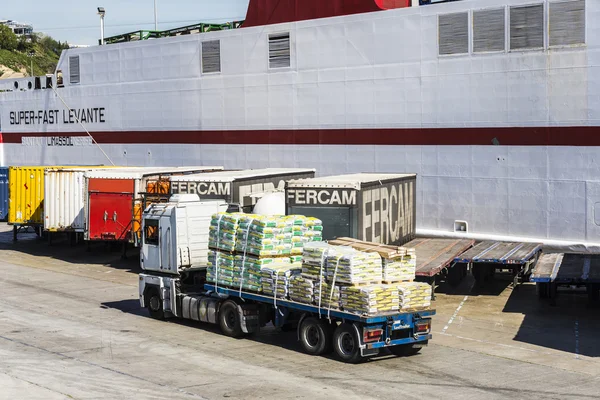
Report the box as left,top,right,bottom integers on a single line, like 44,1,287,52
382,248,416,282
261,262,301,299
326,247,383,285
397,282,432,310
288,275,315,304
236,215,295,257
231,254,273,292
340,285,399,315
314,280,341,309
206,250,236,287
301,242,332,278
289,215,324,247
209,212,244,252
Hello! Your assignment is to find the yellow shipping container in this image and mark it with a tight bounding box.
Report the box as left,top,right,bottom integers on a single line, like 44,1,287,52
8,166,71,226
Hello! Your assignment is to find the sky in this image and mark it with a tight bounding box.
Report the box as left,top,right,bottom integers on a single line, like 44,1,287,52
1,0,250,46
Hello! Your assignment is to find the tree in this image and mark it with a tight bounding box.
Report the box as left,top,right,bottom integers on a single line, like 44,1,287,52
0,24,18,51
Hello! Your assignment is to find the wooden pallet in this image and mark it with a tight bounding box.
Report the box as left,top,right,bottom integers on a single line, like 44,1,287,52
382,279,414,284
328,237,414,259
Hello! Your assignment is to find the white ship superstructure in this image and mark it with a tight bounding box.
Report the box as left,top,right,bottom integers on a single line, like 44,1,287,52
0,0,598,248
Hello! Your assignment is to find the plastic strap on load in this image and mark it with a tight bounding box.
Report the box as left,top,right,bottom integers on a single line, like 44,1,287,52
214,213,224,294
238,218,254,299
327,258,340,322
273,269,280,309
317,248,329,319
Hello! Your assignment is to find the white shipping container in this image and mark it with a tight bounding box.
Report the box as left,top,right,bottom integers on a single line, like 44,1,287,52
44,168,105,232
44,166,224,233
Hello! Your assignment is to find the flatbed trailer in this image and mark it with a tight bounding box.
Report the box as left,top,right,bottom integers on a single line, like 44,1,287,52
454,241,542,286
139,273,435,363
405,238,475,297
531,253,600,303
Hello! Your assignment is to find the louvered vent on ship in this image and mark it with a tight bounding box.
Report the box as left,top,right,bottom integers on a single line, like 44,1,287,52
549,0,585,47
509,4,544,50
473,8,506,53
438,12,469,55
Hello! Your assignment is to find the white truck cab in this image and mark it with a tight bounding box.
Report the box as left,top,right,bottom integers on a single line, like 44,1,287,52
140,194,227,275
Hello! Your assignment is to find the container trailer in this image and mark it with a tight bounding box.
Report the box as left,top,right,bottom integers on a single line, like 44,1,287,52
8,166,90,240
83,167,223,246
138,194,435,363
167,168,316,211
286,174,417,245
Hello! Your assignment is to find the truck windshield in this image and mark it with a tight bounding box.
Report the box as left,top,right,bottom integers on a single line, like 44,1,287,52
144,219,159,245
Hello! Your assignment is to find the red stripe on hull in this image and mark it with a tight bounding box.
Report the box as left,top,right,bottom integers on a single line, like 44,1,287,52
3,127,600,146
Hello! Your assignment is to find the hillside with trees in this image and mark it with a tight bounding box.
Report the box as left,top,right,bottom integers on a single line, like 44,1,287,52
0,24,69,78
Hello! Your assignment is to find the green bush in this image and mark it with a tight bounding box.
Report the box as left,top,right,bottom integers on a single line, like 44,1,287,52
0,25,18,51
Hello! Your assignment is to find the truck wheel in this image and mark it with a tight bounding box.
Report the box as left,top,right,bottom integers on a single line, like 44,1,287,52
333,323,362,363
146,288,165,320
389,341,426,357
299,317,332,356
218,300,243,338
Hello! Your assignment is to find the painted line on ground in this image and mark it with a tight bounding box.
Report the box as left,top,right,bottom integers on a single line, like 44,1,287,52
441,295,468,334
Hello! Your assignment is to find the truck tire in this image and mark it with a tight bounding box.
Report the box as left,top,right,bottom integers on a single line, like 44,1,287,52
218,300,243,338
146,288,165,320
299,317,332,356
389,341,426,357
333,323,363,363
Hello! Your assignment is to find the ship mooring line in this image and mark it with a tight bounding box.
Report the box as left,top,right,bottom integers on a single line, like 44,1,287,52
51,86,116,166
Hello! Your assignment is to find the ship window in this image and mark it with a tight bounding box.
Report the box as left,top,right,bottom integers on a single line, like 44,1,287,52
69,55,80,84
268,32,291,68
202,40,221,74
144,219,159,246
509,4,544,51
35,77,41,90
549,0,585,47
438,12,469,55
473,8,506,53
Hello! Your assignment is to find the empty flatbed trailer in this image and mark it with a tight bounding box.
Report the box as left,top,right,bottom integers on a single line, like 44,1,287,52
531,253,600,303
404,238,474,298
454,241,542,286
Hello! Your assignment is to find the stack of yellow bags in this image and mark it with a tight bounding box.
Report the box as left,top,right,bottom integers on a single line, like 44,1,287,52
340,285,399,315
397,282,432,310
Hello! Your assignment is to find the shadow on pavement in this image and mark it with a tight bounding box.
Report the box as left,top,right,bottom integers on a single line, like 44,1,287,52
101,299,146,316
502,284,600,357
0,226,141,274
435,273,512,297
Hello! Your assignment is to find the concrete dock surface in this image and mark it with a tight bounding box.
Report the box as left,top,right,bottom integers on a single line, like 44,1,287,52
1,224,598,399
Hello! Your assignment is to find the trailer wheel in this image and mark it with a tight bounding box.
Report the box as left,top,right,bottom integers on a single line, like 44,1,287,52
218,300,243,338
299,317,332,356
146,288,165,320
333,323,362,363
389,341,426,357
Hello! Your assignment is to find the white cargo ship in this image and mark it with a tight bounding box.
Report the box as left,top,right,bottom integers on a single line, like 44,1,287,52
0,0,597,249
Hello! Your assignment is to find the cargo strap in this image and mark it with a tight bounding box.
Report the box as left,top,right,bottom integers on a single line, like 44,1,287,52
273,269,280,309
317,248,329,319
327,259,340,322
214,214,225,294
238,219,255,299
